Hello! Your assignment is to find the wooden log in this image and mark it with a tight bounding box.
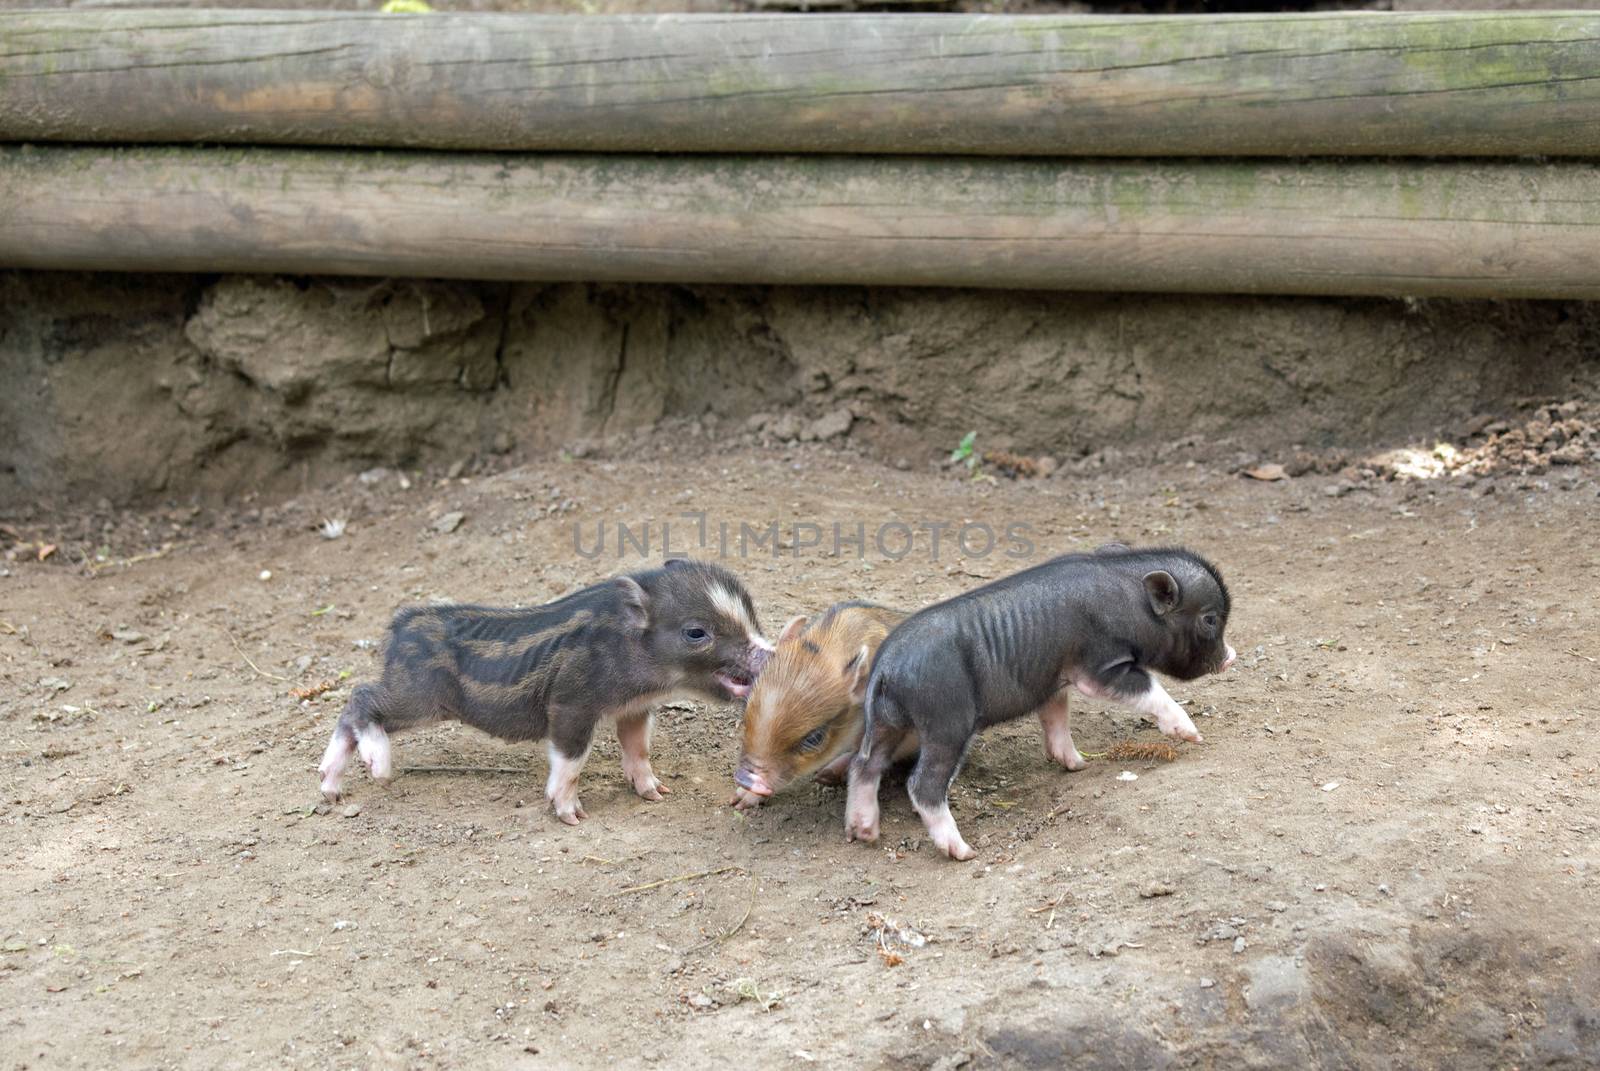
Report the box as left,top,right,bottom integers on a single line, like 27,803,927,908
6,11,1600,156
3,146,1598,298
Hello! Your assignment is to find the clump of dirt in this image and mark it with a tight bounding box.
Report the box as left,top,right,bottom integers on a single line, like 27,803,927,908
1365,399,1598,480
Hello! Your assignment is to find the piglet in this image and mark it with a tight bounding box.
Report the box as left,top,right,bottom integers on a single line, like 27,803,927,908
731,601,916,809
318,559,773,823
849,545,1235,860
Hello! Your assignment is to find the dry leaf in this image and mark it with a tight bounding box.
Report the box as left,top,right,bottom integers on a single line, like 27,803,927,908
1243,464,1288,482
37,544,57,562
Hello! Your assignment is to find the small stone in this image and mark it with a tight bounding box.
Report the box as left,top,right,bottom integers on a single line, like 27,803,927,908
446,460,467,480
313,804,332,816
39,677,72,693
1378,884,1392,896
341,804,363,818
1233,937,1247,954
806,408,854,442
1265,900,1289,913
357,467,390,486
768,413,802,441
111,629,147,645
1035,455,1060,478
1140,882,1177,899
1199,977,1215,989
333,920,356,932
688,993,715,1010
1117,771,1138,782
432,511,465,534
491,431,514,455
258,570,272,582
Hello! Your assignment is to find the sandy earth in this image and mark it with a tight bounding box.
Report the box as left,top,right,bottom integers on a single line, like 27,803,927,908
2,435,1598,1070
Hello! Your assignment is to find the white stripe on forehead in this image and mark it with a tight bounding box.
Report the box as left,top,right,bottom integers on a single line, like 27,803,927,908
710,582,760,641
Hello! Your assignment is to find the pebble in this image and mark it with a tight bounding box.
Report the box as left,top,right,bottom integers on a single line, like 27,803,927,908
1199,977,1216,989
803,408,854,442
432,511,466,534
333,920,356,932
258,569,272,582
1265,900,1289,913
1233,937,1247,954
1140,882,1177,899
341,804,363,818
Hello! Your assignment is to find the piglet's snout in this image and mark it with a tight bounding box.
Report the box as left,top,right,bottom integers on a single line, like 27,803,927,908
1218,645,1237,673
734,761,773,797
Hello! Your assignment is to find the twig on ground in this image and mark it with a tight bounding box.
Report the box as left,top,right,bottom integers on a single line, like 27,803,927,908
225,629,289,682
620,865,743,895
88,543,174,575
681,874,758,955
401,764,529,775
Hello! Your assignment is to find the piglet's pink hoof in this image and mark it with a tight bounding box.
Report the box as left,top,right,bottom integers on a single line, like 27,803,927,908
846,814,880,844
630,772,672,803
940,840,977,863
552,801,588,826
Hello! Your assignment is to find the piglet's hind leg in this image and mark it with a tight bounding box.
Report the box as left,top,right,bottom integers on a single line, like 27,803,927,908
546,741,592,825
845,724,907,844
913,799,975,862
906,734,977,862
318,727,355,802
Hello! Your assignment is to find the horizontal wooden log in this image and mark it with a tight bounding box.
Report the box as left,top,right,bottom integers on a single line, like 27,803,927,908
3,146,1599,299
6,11,1600,155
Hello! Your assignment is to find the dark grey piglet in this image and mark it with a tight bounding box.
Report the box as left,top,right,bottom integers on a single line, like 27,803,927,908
848,545,1236,860
318,559,773,823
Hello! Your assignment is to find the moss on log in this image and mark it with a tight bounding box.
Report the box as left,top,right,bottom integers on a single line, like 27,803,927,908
2,146,1598,298
4,11,1600,155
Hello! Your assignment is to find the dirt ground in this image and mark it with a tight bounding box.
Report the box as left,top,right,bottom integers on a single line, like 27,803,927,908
2,431,1598,1070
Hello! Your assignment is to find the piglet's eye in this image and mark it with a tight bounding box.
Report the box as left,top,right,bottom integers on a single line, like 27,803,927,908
799,727,828,752
683,626,710,643
1202,614,1218,630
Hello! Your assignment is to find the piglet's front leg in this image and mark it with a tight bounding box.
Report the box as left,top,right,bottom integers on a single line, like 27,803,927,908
1076,672,1203,744
1037,692,1088,771
617,711,671,802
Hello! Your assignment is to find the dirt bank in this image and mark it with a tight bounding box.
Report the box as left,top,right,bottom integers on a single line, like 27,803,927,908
4,271,1596,507
2,438,1597,1069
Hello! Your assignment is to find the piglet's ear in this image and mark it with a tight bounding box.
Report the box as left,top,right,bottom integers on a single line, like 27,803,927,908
778,615,809,645
845,645,871,705
615,575,650,631
1094,542,1131,556
662,558,688,569
1143,570,1181,616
